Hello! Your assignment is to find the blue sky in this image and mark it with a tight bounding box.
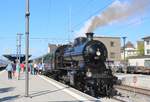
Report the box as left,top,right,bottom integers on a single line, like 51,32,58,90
0,0,150,59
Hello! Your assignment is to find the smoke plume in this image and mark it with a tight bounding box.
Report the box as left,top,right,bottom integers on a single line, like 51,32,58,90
78,0,150,36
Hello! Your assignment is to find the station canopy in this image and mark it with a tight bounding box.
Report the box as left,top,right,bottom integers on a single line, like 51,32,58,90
3,54,31,63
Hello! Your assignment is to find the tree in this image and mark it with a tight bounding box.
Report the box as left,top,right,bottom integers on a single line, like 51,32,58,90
137,41,144,56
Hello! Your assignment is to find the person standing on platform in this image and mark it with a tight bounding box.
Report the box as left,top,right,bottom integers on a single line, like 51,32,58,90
33,63,38,75
38,62,44,75
20,62,25,73
16,61,21,80
6,62,13,79
29,63,33,75
12,61,16,77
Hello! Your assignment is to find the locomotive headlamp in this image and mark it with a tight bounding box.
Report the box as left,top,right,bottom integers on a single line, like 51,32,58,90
86,71,92,77
96,49,101,56
86,69,92,77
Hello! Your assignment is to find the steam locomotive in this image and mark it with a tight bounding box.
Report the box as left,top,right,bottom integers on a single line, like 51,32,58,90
45,32,117,97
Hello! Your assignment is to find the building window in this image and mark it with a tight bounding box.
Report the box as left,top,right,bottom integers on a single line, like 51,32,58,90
110,41,114,47
147,49,150,54
146,40,150,45
144,60,150,67
110,52,115,58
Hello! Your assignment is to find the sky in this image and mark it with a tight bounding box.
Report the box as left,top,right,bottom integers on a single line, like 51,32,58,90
0,0,150,59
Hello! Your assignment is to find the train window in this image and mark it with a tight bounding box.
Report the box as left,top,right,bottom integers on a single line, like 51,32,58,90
144,60,150,67
110,41,114,47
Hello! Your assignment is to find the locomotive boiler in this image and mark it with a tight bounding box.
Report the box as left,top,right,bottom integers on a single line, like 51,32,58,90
47,32,117,97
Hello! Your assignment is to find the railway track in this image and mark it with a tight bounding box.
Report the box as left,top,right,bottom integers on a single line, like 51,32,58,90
114,85,150,96
112,97,127,102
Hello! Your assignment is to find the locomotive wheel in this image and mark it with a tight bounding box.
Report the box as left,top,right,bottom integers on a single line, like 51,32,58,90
73,73,85,92
76,82,82,91
84,86,95,97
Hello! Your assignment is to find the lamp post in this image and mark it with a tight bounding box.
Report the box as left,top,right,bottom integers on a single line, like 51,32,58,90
25,0,30,97
122,37,127,61
122,37,127,73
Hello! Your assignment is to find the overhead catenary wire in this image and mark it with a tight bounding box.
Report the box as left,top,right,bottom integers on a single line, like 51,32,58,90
0,14,150,42
72,0,150,33
71,0,94,16
0,36,68,41
0,16,150,41
72,0,114,30
110,16,150,32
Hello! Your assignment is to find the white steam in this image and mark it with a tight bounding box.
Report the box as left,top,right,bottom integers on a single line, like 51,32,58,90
77,0,150,36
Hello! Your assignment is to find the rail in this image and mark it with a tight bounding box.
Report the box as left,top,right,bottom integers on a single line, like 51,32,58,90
112,97,127,102
114,85,150,96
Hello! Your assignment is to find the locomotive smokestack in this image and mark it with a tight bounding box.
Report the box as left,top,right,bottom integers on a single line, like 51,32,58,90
86,32,94,41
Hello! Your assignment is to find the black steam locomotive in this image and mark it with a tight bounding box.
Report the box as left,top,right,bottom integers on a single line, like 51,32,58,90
45,32,117,97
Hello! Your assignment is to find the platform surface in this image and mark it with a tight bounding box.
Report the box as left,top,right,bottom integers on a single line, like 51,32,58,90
0,70,101,102
115,73,150,89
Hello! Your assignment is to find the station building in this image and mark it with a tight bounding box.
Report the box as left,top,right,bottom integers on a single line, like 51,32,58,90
143,36,150,55
121,41,139,60
48,43,58,53
128,36,150,67
94,36,121,65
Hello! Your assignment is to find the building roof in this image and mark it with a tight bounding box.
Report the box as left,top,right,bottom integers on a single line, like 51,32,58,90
142,36,150,40
125,41,135,48
3,54,31,63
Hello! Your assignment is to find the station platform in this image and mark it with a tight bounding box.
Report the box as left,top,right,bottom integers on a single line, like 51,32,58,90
0,70,101,102
0,70,120,102
115,73,150,90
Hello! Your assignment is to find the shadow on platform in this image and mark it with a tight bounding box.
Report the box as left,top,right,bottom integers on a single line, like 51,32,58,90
29,86,101,102
0,95,20,102
47,100,101,102
30,86,70,98
0,87,15,93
